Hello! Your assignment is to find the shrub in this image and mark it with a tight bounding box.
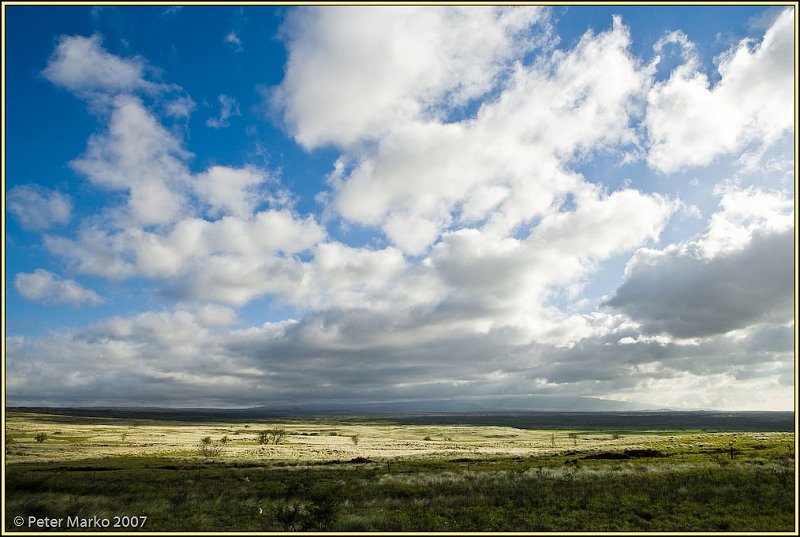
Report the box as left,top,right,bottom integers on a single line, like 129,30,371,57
199,436,223,457
269,500,306,531
34,433,47,443
307,484,343,530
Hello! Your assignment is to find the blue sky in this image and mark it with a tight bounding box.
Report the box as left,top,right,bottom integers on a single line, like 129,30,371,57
4,5,795,410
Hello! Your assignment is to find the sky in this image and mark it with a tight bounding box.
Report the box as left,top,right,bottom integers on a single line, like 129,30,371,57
3,4,796,410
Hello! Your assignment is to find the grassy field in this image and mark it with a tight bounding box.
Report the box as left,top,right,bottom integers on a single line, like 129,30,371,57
4,410,796,532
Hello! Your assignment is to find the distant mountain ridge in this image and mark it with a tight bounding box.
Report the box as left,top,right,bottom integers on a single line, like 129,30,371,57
246,394,666,414
7,395,794,432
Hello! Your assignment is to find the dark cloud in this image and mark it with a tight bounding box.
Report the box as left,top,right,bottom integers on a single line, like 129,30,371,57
605,229,793,338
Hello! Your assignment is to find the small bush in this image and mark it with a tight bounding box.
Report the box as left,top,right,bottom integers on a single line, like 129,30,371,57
199,436,223,457
34,433,47,443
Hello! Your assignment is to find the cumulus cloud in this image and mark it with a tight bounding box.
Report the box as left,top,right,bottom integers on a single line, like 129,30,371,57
42,34,169,100
15,269,103,306
206,94,241,128
45,227,137,279
606,229,793,338
42,39,326,304
7,185,72,230
605,186,794,338
45,209,326,302
193,166,268,217
272,5,549,149
646,8,794,173
70,95,191,226
11,9,793,411
326,15,652,255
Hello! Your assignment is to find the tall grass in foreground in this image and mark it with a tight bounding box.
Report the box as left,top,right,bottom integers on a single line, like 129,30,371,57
6,455,793,531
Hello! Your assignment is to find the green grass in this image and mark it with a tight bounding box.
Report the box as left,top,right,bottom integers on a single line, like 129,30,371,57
6,454,794,532
4,411,795,532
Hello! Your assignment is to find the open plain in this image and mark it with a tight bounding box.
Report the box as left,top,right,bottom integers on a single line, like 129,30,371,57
4,410,795,532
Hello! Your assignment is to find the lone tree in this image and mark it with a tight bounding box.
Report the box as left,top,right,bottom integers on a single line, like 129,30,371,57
258,429,288,445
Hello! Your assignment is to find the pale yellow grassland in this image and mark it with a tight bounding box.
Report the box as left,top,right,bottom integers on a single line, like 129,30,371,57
4,412,792,464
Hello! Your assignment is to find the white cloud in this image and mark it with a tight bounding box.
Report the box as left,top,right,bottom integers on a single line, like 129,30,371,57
272,6,549,149
161,6,182,18
698,183,794,257
164,96,196,119
7,185,72,230
45,227,137,279
70,95,191,226
646,8,794,173
42,34,167,99
426,189,676,345
224,31,243,52
193,166,268,217
194,304,238,327
45,209,326,303
206,94,241,128
15,269,102,306
43,37,326,303
327,15,651,254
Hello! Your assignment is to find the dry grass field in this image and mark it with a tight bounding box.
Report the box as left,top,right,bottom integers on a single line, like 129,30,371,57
4,410,795,532
6,411,791,464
